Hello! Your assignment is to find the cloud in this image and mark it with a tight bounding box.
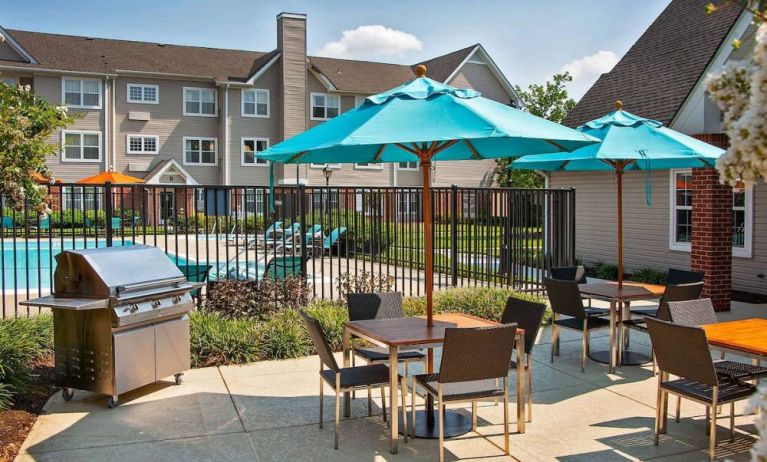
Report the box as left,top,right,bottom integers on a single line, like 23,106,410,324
318,25,422,61
560,50,619,100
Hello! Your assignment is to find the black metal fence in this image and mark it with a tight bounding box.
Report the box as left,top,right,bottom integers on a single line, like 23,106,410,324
0,183,575,318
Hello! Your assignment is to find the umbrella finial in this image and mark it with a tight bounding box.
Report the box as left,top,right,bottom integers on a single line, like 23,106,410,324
614,100,623,111
415,64,427,78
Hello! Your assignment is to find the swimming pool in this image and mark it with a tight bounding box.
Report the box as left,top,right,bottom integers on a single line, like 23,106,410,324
0,239,265,292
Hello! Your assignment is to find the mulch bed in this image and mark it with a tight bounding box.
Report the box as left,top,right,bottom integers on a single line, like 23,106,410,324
0,355,57,462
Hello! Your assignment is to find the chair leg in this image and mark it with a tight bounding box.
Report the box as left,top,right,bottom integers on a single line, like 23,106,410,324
730,402,735,442
706,406,711,436
503,377,510,455
411,381,417,438
367,388,372,417
335,382,341,449
472,401,477,431
438,388,445,462
675,396,681,423
709,389,719,461
401,379,408,444
654,382,662,446
351,355,356,400
381,386,387,423
581,322,589,373
319,376,324,429
527,356,533,423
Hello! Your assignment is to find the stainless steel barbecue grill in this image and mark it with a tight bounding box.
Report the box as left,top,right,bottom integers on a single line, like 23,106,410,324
22,245,199,408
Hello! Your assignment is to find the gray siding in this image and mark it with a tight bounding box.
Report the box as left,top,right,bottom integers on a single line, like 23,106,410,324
37,74,105,182
0,40,24,61
113,77,221,185
550,170,767,295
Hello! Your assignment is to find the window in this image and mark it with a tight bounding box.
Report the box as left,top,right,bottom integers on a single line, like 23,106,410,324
355,163,383,170
310,163,341,170
127,84,159,104
127,134,159,154
183,137,217,166
62,78,102,109
61,186,102,211
241,137,269,166
310,92,340,120
183,87,217,116
241,89,269,117
732,183,753,258
397,191,420,220
244,190,265,215
398,162,419,170
1,77,17,87
61,131,102,162
668,169,753,257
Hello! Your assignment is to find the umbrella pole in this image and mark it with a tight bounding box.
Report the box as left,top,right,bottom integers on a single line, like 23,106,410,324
422,160,434,330
616,168,624,288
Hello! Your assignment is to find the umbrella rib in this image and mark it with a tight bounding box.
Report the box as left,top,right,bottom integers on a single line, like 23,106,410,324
463,139,482,159
395,143,420,155
373,144,387,161
433,139,459,154
288,151,307,163
545,139,567,151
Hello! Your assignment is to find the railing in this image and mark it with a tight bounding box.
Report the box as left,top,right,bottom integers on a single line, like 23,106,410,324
0,183,575,318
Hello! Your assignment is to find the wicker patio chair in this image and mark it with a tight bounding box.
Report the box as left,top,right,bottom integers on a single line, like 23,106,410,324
549,265,598,309
646,318,756,461
630,268,705,318
501,296,546,422
544,278,611,372
411,324,517,462
667,298,767,423
347,292,425,414
300,312,408,449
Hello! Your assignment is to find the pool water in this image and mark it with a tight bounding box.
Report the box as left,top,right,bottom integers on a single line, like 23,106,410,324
0,239,265,292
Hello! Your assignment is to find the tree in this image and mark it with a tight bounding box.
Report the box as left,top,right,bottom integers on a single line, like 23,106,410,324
0,82,75,213
494,72,577,188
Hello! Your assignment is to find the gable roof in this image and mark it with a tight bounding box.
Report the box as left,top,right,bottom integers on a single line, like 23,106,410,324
563,0,742,128
415,44,477,82
308,56,415,93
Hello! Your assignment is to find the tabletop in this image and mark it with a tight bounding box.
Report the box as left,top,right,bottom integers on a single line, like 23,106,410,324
345,312,518,347
579,281,665,302
703,318,767,357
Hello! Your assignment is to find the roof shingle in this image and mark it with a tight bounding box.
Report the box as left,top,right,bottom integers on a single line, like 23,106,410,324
563,0,742,128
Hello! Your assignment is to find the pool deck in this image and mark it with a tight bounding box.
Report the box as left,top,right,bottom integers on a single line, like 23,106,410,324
15,299,765,461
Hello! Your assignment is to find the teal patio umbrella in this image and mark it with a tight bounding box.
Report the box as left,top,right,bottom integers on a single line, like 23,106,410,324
259,65,597,327
512,101,724,287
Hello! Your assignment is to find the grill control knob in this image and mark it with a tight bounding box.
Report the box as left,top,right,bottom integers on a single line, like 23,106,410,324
151,299,162,309
172,296,182,304
128,304,139,314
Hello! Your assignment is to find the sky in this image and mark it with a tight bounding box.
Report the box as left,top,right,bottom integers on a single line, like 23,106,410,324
0,0,671,100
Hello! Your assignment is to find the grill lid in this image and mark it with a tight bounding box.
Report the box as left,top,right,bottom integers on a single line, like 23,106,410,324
54,245,186,298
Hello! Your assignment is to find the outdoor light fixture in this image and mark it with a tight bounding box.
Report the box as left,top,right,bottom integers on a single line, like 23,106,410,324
322,165,333,186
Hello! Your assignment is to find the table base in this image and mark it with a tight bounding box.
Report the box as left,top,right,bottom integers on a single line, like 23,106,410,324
397,410,472,439
589,350,652,366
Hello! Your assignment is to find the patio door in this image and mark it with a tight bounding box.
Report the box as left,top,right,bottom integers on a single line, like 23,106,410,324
159,192,175,225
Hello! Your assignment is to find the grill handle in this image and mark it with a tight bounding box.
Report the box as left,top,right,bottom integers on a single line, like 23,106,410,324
116,277,189,295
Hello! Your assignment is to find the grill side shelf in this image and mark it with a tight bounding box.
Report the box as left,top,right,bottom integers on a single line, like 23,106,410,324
20,296,109,311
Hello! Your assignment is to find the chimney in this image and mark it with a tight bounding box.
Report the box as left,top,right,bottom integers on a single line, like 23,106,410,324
277,13,307,141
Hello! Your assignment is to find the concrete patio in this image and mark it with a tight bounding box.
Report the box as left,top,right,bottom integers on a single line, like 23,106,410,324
16,300,764,462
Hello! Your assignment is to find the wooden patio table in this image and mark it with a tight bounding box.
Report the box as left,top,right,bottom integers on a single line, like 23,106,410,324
578,281,666,373
342,312,526,454
702,318,767,360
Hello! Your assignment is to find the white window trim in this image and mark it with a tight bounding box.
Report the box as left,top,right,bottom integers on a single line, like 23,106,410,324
61,130,102,163
310,163,341,170
127,83,159,104
668,169,754,257
733,185,754,258
126,134,159,155
61,77,102,109
182,86,218,117
240,137,270,167
310,92,341,121
240,88,270,118
397,162,420,171
182,136,218,166
354,163,384,171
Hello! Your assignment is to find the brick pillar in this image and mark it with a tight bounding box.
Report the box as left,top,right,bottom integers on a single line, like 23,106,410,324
690,168,732,311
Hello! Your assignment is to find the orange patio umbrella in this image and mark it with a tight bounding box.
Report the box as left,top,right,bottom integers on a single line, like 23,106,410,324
76,171,145,184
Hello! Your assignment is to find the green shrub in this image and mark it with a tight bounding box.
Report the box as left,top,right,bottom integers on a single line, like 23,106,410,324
630,267,667,284
0,315,53,411
205,277,311,320
258,310,312,360
594,262,619,281
304,300,348,351
189,311,261,368
335,272,395,302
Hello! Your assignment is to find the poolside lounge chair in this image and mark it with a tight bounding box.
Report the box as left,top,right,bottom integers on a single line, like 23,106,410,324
263,255,306,280
257,222,300,250
111,217,122,235
283,224,323,251
228,221,282,247
304,227,347,256
2,216,14,229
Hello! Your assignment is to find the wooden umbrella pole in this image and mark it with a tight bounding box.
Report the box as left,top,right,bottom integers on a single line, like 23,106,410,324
421,158,434,327
616,167,624,288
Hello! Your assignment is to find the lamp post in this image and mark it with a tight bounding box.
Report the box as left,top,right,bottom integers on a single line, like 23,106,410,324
322,166,333,231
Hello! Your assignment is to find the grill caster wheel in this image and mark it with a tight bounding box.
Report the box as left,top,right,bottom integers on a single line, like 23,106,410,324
174,373,183,385
62,388,74,401
107,396,118,408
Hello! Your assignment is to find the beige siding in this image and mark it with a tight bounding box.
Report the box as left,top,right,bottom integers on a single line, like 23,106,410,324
550,170,767,295
36,75,105,182
228,65,281,185
449,62,510,104
277,16,306,140
113,77,221,184
0,41,24,61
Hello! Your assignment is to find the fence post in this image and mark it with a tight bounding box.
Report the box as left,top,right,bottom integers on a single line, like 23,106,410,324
450,184,459,287
105,181,113,247
298,184,307,278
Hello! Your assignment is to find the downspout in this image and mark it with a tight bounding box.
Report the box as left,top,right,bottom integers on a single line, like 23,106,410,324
103,77,110,171
110,77,116,172
223,84,231,185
